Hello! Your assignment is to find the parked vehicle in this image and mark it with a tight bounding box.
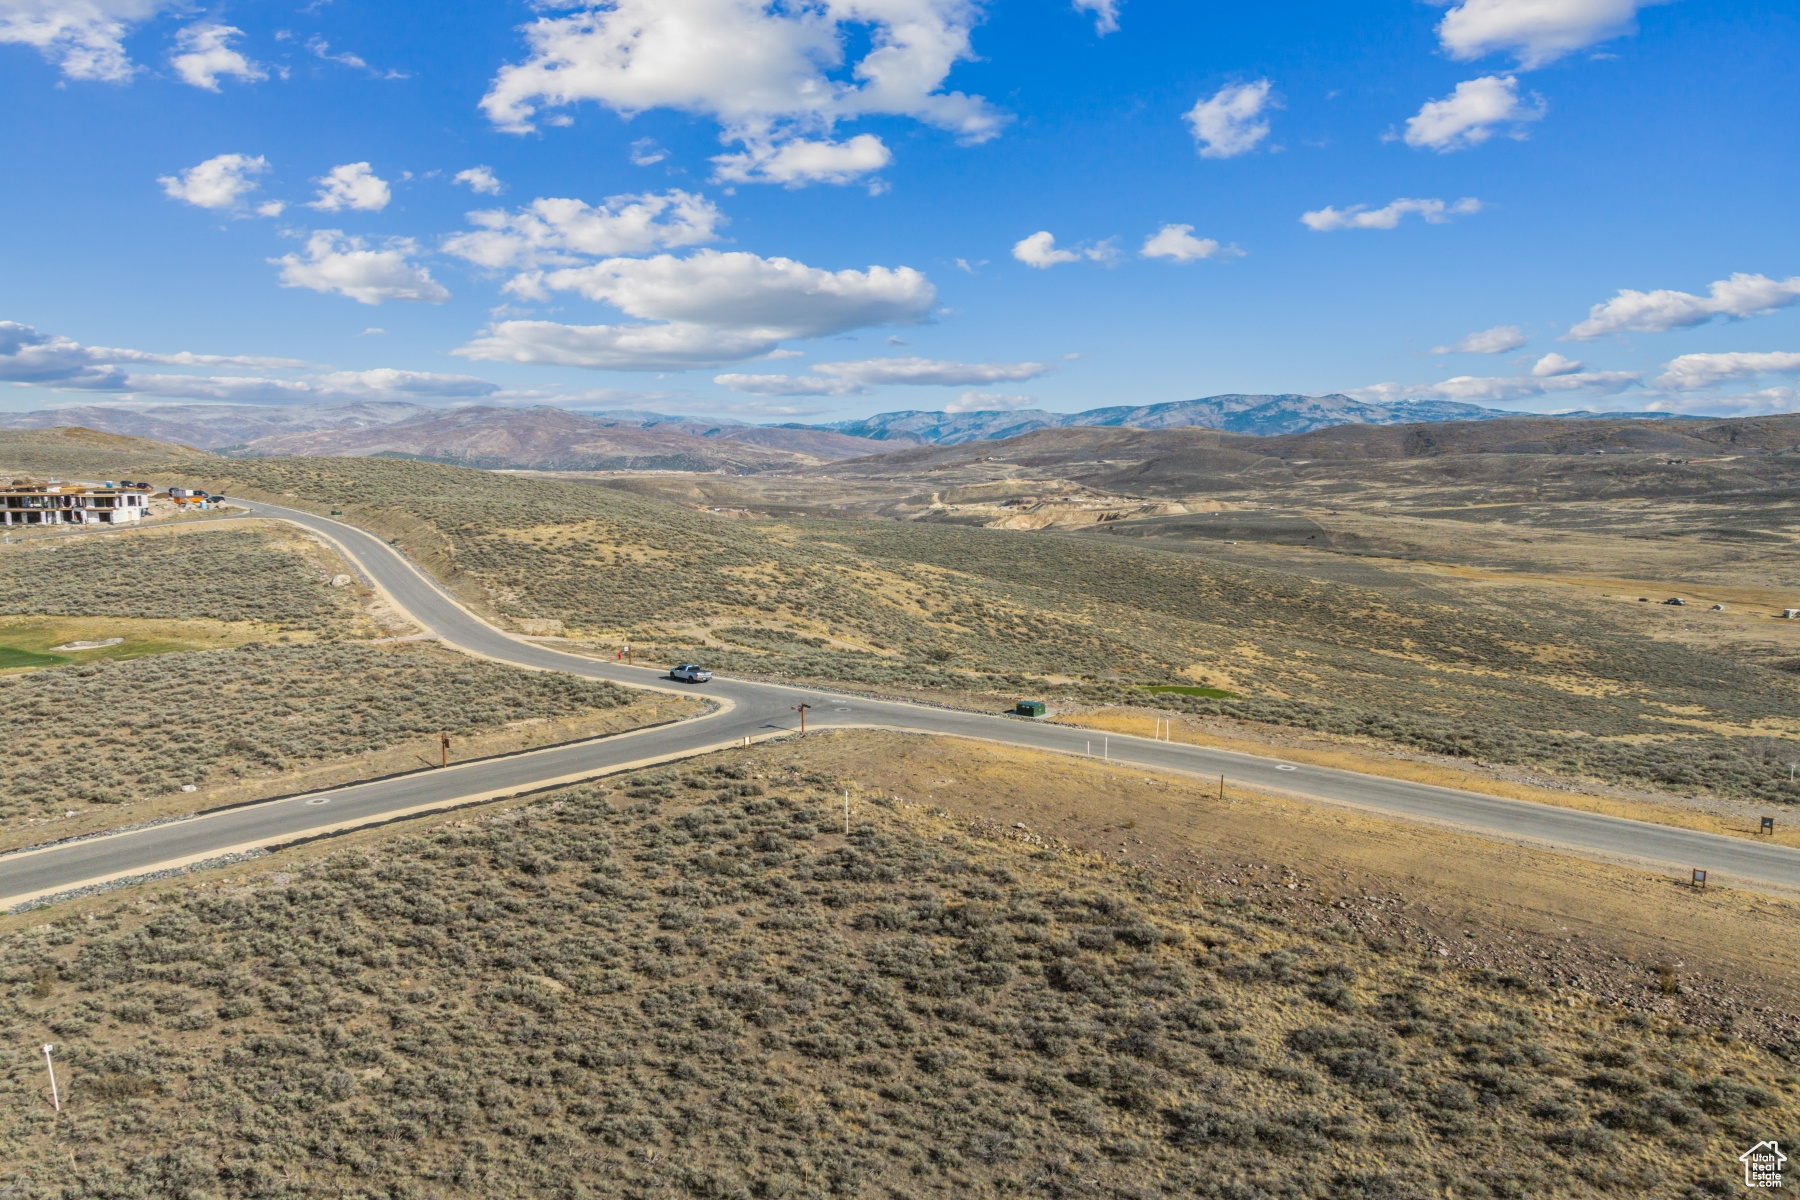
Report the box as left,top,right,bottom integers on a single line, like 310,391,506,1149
670,664,712,683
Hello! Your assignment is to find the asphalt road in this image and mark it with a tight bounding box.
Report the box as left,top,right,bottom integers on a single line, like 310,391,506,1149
4,500,1798,909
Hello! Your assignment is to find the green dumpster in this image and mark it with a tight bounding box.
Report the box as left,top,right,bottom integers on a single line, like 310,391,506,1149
1016,700,1046,717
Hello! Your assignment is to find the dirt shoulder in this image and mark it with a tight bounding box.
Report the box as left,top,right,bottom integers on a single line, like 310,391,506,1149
1053,704,1800,850
794,730,1800,1050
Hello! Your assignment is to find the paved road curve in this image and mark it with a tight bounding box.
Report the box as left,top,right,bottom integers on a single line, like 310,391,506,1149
4,501,1798,908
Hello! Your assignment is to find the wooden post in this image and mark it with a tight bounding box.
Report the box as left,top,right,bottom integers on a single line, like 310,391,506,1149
794,703,811,733
440,733,450,768
1219,774,1225,802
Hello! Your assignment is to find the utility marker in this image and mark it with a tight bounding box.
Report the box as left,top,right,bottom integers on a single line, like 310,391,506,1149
43,1044,59,1112
440,732,451,768
844,789,851,835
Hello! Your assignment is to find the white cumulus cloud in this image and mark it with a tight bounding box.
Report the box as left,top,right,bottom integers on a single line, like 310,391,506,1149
1301,197,1482,231
948,391,1035,412
1403,75,1544,152
713,373,869,396
526,250,934,337
1140,224,1236,263
1654,351,1800,391
455,321,787,373
0,320,303,390
456,249,937,371
478,0,1007,187
443,191,724,272
1350,368,1639,405
1012,231,1116,269
1072,0,1120,35
454,166,504,195
1184,80,1274,159
169,23,263,90
1429,325,1527,354
1438,0,1663,69
273,231,451,306
1639,387,1798,417
711,134,892,187
309,162,392,213
1530,352,1584,376
0,0,171,83
1566,273,1800,340
714,356,1046,393
158,153,269,211
814,357,1049,386
0,320,502,407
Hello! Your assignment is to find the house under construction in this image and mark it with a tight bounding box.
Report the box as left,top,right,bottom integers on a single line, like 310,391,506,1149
1,480,152,526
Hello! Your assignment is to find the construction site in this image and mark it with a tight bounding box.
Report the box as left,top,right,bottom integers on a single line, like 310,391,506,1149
0,480,225,527
0,480,152,526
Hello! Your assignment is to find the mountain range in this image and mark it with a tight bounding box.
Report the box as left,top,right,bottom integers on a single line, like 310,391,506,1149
0,392,1680,474
806,393,1521,444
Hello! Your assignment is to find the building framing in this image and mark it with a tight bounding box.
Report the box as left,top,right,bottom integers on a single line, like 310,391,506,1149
1,481,152,526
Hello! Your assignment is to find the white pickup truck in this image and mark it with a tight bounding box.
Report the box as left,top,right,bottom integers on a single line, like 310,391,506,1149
669,664,713,683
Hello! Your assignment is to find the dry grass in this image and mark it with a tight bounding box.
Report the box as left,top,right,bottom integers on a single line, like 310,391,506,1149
0,523,365,634
0,641,652,825
3,733,1795,1199
1055,707,1800,849
157,456,1800,811
801,733,1800,1023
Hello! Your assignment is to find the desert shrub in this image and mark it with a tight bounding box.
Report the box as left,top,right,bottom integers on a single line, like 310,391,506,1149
0,527,354,630
0,642,635,816
170,455,1800,802
0,759,1787,1199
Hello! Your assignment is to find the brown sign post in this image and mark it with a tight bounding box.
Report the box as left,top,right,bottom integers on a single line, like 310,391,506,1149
794,703,812,734
440,733,451,768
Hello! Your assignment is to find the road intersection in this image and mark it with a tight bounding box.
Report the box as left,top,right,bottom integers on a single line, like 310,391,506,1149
4,501,1797,909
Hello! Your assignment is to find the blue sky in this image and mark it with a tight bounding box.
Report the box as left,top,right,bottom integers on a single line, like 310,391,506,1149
1,0,1796,421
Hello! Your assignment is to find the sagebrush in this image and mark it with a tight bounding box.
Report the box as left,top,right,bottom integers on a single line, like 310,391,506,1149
1,757,1792,1198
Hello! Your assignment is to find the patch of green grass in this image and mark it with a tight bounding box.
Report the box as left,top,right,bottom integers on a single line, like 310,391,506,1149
0,646,65,670
1143,683,1239,699
0,621,219,670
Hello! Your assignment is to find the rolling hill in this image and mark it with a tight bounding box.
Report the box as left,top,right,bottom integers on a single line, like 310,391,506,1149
810,393,1522,443
0,401,432,450
234,405,886,472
